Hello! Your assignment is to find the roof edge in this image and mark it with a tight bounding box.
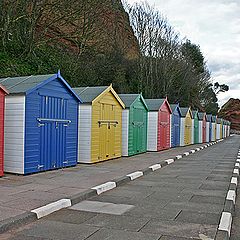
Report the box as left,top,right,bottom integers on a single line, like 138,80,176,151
0,84,9,94
25,72,82,103
92,85,125,109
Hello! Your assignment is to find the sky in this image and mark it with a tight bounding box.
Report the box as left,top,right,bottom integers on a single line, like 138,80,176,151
127,0,240,107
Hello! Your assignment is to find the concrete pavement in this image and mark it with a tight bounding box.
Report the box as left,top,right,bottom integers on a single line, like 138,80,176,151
0,143,205,222
1,135,239,240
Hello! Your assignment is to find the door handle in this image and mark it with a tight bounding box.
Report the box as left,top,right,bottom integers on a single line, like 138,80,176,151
38,165,44,169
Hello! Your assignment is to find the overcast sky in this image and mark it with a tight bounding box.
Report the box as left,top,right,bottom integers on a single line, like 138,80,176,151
127,0,240,107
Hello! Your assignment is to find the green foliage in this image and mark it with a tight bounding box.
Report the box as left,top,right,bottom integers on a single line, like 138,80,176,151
0,0,229,115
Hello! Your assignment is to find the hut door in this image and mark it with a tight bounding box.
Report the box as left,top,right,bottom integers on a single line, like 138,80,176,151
133,107,144,154
194,118,199,143
173,112,180,147
158,109,169,150
185,117,191,145
99,103,116,160
209,124,212,141
202,120,206,142
38,95,68,171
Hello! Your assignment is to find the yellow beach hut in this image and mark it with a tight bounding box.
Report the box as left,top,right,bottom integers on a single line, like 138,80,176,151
180,107,193,146
74,85,125,163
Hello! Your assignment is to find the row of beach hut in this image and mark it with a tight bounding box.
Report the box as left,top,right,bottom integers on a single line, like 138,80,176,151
0,72,231,175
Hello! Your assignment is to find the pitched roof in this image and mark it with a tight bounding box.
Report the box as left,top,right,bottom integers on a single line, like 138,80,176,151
145,99,165,111
217,118,222,123
170,104,182,116
170,104,178,112
192,110,199,119
118,94,148,110
73,86,109,103
198,112,206,120
212,115,217,122
0,74,55,94
73,85,125,108
206,114,212,122
0,84,8,94
180,107,192,117
0,73,81,102
118,94,140,108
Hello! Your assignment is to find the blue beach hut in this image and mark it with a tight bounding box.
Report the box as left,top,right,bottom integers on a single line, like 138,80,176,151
170,104,182,148
0,71,81,174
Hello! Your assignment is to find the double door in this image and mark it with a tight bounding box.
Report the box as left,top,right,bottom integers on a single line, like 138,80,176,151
172,114,180,147
132,107,146,154
98,103,117,160
194,119,199,143
38,95,70,171
185,118,192,145
158,110,170,150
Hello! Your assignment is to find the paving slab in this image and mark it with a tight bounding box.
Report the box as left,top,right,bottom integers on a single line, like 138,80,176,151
8,221,100,240
84,213,150,231
44,209,97,224
70,200,134,215
140,219,217,239
84,228,161,240
175,210,220,225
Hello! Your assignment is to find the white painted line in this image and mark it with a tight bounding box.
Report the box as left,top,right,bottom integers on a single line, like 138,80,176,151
190,150,196,153
233,169,239,175
204,145,208,148
226,190,236,204
231,177,238,186
149,164,161,171
165,159,174,164
207,144,210,146
176,155,182,159
127,171,143,180
200,147,204,150
235,163,240,168
237,159,240,162
218,212,232,236
31,199,71,219
183,152,189,156
196,148,200,151
91,182,116,195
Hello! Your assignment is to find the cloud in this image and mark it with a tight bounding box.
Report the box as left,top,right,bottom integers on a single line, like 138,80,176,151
127,0,240,107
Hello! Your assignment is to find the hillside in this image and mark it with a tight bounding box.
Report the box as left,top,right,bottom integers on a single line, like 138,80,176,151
218,98,240,131
0,0,139,89
36,0,139,59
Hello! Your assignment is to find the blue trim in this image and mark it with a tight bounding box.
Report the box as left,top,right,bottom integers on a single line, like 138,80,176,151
25,72,82,103
172,103,182,117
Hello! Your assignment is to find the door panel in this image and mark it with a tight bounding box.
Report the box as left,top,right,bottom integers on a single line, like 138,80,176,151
194,119,199,143
158,108,170,150
39,95,68,171
172,113,179,147
185,117,192,145
99,103,116,160
202,120,206,142
132,107,145,154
